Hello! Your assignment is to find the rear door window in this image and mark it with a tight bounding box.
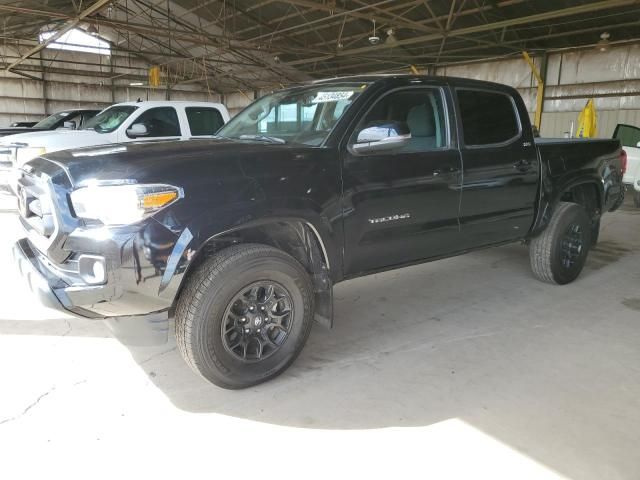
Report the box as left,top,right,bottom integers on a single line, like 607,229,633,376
186,107,225,136
457,89,520,146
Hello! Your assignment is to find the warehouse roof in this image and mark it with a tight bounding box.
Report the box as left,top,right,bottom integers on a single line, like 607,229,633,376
1,0,639,92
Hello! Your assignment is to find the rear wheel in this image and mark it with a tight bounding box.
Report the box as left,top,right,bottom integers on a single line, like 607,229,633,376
175,244,314,389
529,202,591,285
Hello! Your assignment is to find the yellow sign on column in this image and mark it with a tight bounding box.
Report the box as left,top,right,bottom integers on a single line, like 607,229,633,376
149,66,161,88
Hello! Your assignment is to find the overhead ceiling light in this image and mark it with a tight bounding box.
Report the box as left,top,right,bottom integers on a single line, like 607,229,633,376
368,19,381,45
597,32,611,52
386,28,397,45
86,23,98,35
129,82,144,86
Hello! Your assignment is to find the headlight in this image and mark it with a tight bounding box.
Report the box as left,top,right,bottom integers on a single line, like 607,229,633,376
70,184,182,225
16,147,47,163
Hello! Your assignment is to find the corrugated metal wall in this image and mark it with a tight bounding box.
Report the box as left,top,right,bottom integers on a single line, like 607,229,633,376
2,42,640,134
0,45,240,126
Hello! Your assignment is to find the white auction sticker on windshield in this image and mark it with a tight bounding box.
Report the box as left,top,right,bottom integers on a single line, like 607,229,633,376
312,91,354,103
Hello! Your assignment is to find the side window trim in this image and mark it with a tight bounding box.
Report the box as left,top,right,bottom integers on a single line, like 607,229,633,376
456,87,522,149
347,86,452,155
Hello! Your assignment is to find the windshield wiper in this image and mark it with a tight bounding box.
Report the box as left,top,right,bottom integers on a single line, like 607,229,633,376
238,134,286,144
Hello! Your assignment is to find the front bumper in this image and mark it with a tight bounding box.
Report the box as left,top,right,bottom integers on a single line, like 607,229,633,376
13,238,66,312
13,237,170,345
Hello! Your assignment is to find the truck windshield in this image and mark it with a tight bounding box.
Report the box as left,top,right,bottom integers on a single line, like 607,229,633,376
33,111,73,129
84,106,138,133
218,82,369,146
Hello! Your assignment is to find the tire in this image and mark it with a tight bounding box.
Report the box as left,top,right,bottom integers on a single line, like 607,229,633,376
529,202,592,285
634,191,640,208
175,244,314,389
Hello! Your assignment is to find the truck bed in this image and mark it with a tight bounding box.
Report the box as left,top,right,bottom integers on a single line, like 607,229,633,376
535,137,624,213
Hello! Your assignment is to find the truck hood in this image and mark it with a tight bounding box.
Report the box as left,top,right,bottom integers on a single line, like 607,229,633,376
30,138,318,188
0,127,44,138
0,129,109,151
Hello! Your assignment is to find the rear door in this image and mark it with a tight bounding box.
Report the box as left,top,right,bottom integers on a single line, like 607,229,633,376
455,87,539,247
342,85,462,276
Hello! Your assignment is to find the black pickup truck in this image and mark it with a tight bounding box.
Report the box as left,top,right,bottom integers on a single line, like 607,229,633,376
13,75,625,388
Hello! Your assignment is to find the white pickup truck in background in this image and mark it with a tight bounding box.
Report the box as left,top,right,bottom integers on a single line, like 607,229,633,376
613,123,640,207
0,100,230,194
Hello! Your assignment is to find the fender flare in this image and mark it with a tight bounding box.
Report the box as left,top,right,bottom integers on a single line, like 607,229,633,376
531,175,604,237
156,214,338,302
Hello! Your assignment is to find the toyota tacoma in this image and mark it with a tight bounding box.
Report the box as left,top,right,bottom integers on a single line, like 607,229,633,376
12,75,625,389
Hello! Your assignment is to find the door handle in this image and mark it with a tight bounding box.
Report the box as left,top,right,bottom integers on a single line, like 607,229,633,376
513,159,532,171
433,165,459,177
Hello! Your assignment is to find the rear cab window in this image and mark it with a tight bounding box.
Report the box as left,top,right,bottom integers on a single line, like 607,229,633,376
186,107,225,136
456,89,520,146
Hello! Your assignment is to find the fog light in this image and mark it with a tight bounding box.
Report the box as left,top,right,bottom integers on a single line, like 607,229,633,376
78,255,106,285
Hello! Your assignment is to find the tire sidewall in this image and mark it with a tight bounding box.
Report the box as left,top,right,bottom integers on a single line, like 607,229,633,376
193,254,312,387
550,205,592,284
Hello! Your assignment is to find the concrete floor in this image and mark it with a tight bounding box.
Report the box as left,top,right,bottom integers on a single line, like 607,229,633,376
0,193,639,480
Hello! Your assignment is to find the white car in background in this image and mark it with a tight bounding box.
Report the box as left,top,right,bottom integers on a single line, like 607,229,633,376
0,101,230,194
613,123,640,207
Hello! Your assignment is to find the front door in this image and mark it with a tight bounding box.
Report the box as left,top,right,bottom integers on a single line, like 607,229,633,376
342,86,462,277
121,106,182,142
455,87,540,247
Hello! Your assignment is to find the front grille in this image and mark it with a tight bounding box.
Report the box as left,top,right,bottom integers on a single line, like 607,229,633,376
17,172,55,238
15,160,75,264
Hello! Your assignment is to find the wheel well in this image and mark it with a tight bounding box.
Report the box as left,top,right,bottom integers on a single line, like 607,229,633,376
560,183,601,222
171,220,332,321
191,221,327,275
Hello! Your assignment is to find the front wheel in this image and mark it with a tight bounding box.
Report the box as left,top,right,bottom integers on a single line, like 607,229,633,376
175,244,314,389
529,202,592,285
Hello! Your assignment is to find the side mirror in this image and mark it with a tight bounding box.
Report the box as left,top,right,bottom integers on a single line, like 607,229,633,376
126,123,150,138
636,141,640,148
350,121,411,154
63,120,77,129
